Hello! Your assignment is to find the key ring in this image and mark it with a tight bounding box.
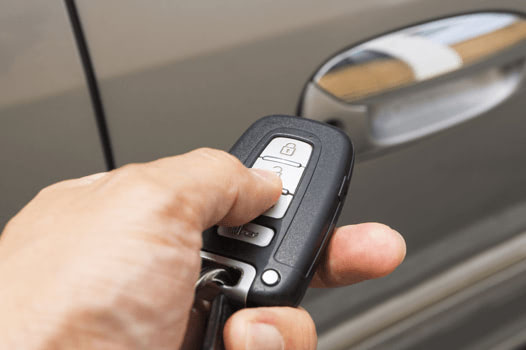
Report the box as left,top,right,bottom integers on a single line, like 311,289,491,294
181,267,234,350
196,268,230,290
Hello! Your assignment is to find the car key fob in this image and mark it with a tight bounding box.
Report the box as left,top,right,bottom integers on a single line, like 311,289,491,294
201,114,354,307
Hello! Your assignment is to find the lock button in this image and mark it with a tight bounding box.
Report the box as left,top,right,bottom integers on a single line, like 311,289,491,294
260,137,312,167
280,143,296,156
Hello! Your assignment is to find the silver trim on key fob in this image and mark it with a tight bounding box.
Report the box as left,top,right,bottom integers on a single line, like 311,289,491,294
200,251,257,305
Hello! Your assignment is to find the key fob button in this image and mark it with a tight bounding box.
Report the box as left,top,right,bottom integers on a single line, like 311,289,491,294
262,269,280,286
252,158,304,194
263,194,293,219
218,223,274,247
260,137,313,167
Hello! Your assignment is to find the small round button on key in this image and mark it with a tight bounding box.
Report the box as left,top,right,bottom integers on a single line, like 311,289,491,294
262,269,280,286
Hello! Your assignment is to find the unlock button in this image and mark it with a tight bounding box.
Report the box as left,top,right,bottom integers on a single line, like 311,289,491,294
252,158,305,194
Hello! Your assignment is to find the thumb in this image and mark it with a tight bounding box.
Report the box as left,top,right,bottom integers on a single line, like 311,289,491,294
223,307,317,350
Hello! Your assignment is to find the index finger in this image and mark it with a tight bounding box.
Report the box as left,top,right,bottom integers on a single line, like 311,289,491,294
97,148,282,231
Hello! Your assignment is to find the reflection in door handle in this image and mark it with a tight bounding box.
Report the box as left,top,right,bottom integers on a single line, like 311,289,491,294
300,13,526,159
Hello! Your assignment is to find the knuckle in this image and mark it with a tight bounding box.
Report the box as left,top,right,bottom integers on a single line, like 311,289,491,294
36,185,53,196
36,181,63,196
190,148,246,192
112,163,165,196
114,162,142,177
192,147,242,169
114,163,152,182
110,163,201,227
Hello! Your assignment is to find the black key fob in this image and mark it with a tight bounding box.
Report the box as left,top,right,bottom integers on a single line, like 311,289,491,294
201,115,354,307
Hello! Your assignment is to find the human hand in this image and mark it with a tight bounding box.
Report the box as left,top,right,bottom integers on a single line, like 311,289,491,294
0,148,405,350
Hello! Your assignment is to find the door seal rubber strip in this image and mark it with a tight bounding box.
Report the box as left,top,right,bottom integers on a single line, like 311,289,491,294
64,0,115,170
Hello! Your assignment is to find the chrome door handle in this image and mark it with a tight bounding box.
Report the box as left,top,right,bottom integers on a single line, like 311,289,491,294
300,12,526,159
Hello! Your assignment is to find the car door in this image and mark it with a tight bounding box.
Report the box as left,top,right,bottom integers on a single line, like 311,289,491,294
6,1,526,348
0,1,106,228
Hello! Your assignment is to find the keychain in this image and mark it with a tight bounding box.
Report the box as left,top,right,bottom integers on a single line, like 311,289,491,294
184,115,354,349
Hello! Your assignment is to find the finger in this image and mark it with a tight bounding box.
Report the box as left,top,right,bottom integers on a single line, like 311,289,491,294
109,148,282,230
311,222,406,288
224,307,316,350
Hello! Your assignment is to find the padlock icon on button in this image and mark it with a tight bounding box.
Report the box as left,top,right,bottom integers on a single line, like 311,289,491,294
280,142,296,156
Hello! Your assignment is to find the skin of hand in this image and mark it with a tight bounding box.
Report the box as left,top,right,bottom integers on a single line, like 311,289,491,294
0,148,406,350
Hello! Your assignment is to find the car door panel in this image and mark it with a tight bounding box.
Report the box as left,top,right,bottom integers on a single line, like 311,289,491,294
0,1,106,229
74,0,526,164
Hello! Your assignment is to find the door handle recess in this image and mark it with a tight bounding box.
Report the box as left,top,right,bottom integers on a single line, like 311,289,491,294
300,12,526,159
